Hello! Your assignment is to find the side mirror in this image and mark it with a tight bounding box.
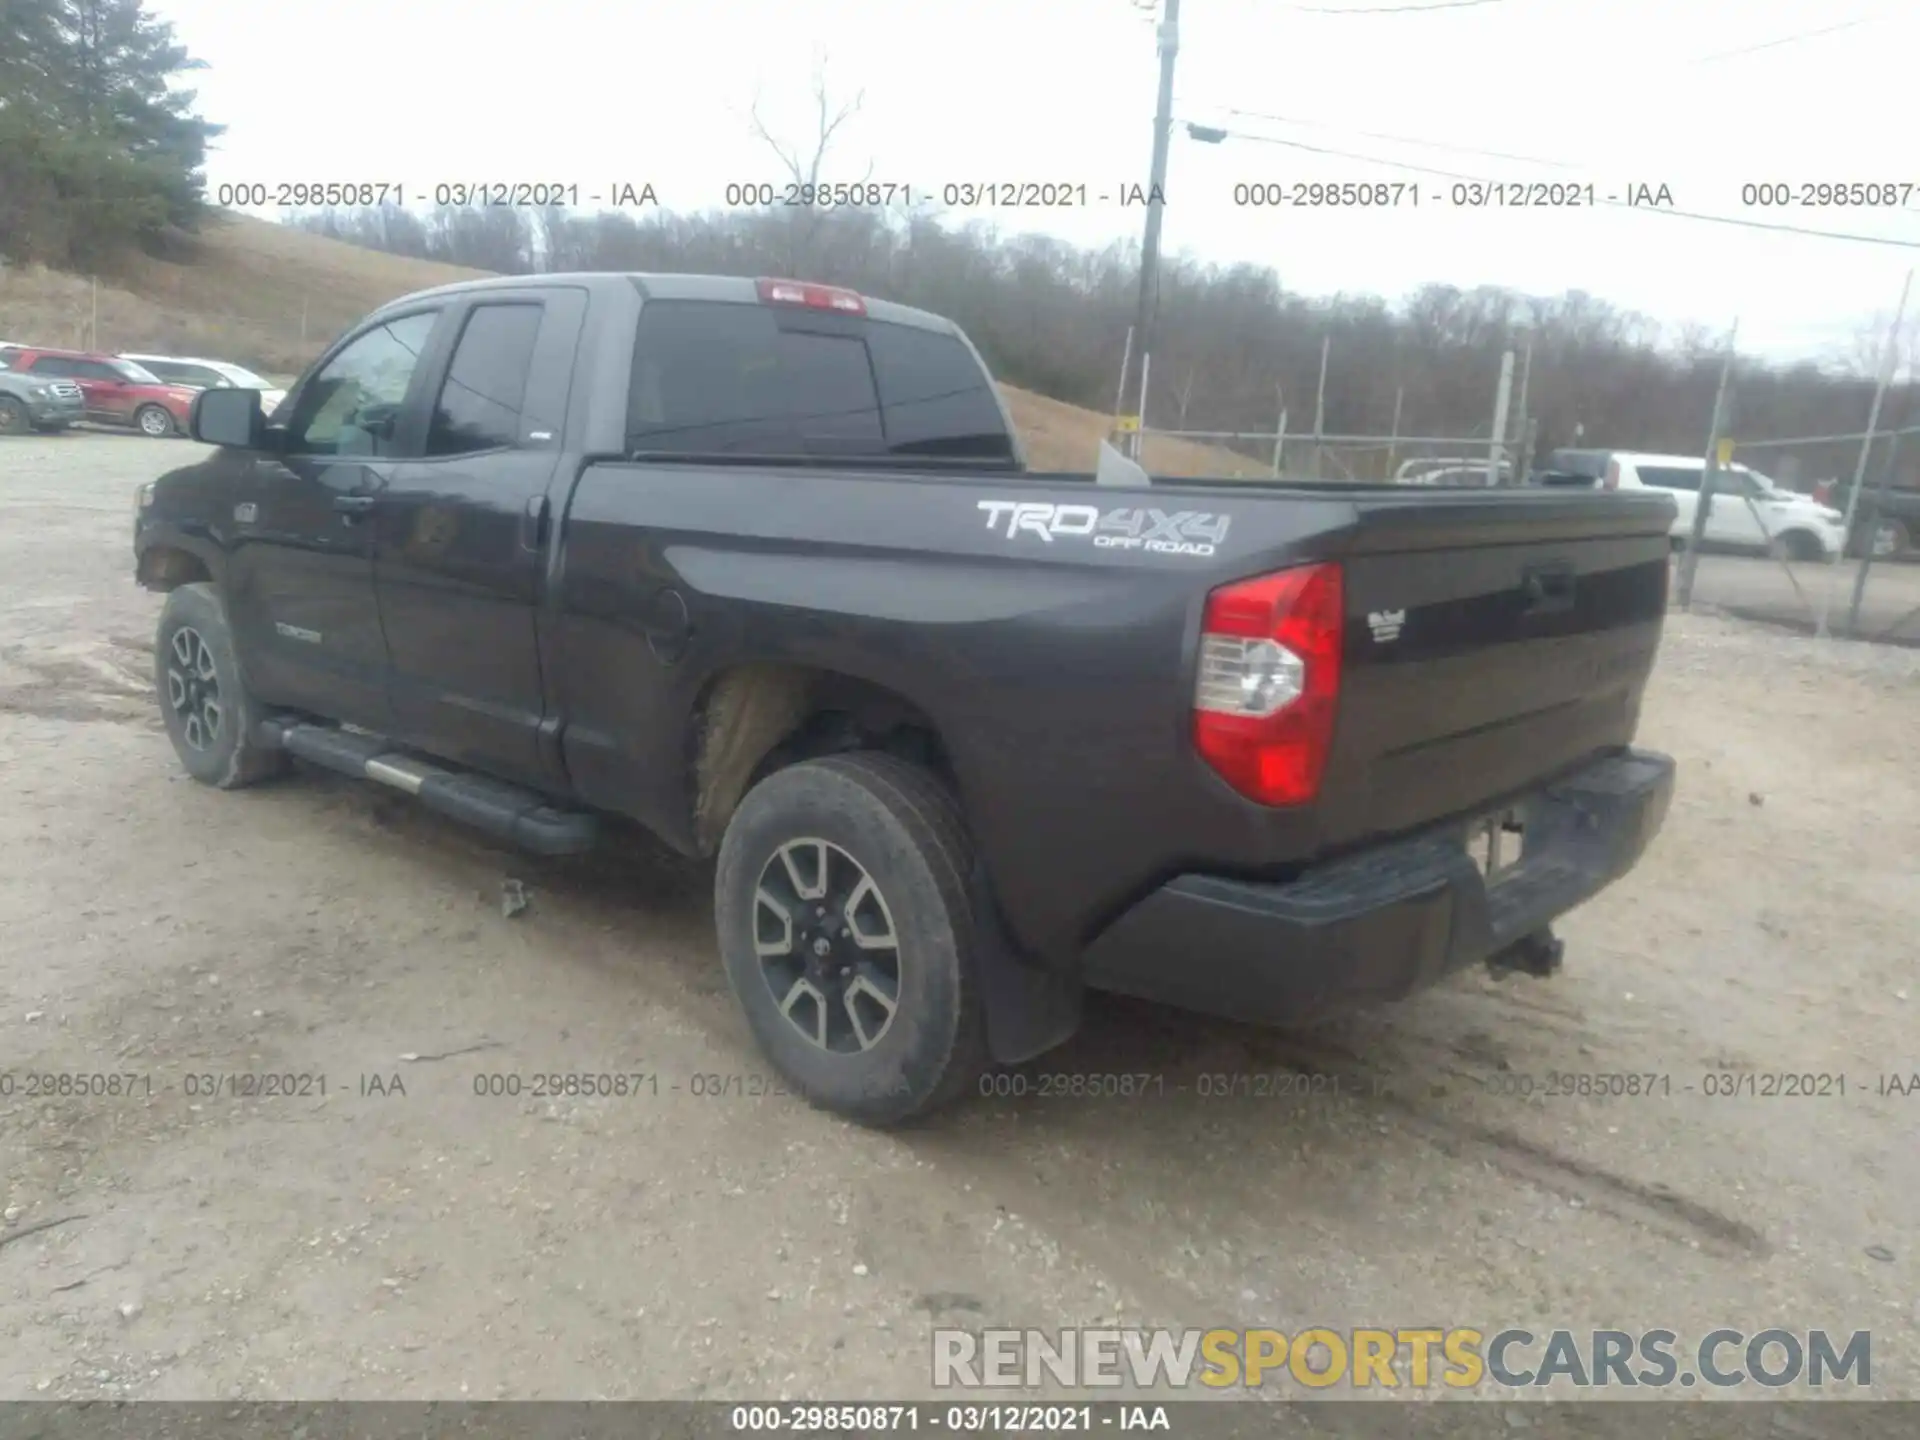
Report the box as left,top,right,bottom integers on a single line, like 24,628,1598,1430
190,386,265,448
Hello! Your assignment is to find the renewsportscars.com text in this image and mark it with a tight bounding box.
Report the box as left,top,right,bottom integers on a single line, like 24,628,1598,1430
932,1327,1871,1391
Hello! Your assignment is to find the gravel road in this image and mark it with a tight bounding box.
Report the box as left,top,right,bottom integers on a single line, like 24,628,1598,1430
1,433,1915,1405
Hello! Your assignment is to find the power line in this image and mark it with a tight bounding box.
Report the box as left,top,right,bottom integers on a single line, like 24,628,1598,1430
1694,14,1881,63
1290,0,1508,11
1199,103,1579,169
1202,124,1920,248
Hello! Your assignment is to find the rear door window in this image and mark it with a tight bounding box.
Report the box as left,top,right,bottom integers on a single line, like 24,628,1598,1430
626,300,1013,462
1636,467,1702,492
426,302,543,456
155,362,220,387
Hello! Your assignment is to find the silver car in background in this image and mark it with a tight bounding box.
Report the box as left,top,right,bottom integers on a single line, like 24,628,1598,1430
118,353,287,418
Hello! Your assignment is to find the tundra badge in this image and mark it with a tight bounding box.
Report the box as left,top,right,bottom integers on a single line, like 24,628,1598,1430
1368,610,1406,643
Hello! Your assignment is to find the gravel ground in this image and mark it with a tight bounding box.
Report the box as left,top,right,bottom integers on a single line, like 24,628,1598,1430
1,433,1915,1406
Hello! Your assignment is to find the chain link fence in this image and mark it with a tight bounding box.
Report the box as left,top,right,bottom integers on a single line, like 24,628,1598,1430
1671,423,1920,648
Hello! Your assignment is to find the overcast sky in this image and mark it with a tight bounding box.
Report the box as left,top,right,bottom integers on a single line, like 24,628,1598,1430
152,0,1920,367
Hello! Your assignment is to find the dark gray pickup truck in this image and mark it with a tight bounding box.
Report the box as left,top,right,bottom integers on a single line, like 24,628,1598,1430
133,272,1678,1124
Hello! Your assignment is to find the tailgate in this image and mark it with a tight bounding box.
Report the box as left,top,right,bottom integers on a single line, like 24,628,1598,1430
1317,488,1673,845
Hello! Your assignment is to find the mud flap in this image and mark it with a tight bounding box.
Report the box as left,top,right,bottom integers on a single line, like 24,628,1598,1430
970,861,1083,1064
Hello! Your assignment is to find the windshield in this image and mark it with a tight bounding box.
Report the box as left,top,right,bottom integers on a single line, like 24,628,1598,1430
114,360,164,384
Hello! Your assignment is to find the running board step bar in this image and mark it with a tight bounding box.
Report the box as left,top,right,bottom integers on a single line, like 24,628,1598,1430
258,718,598,856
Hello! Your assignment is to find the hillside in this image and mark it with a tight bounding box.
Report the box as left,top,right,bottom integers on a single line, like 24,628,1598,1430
0,213,1266,478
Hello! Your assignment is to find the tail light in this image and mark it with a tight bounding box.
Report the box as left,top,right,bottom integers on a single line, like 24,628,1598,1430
755,277,866,315
1192,562,1344,806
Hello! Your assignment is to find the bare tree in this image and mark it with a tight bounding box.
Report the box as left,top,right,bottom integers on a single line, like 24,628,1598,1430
747,61,870,276
1843,307,1920,382
1173,363,1198,429
290,196,1920,478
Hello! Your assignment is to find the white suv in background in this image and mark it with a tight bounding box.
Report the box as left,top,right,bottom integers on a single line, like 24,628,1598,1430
118,353,287,418
1549,450,1848,560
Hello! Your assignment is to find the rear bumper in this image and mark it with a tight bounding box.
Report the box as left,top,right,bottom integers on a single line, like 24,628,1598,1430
1078,747,1675,1025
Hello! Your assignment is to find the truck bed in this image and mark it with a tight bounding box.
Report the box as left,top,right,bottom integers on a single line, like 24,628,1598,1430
557,460,1674,962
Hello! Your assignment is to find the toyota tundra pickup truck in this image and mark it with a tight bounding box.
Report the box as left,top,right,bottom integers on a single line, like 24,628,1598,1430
133,272,1678,1124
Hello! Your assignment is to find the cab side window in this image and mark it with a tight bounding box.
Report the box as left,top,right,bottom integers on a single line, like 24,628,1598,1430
426,303,544,456
284,311,439,457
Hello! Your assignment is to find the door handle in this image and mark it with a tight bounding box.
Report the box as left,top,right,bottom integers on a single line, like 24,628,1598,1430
521,494,550,551
333,493,376,515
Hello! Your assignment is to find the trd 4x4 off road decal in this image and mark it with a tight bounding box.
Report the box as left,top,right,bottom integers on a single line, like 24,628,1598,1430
976,500,1232,558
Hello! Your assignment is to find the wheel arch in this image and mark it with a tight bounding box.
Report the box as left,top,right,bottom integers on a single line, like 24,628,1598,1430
136,540,216,592
688,662,960,858
689,662,1083,1068
1774,527,1829,561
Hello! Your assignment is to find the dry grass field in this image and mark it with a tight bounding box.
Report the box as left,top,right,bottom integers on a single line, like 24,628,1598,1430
0,213,1265,478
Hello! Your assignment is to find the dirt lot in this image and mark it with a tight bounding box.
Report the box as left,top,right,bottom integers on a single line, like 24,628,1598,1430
2,431,1917,1406
1684,551,1920,648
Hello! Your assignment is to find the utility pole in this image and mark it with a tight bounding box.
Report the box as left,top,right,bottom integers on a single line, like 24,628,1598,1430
1674,322,1738,611
1384,384,1403,482
1513,325,1534,459
1488,351,1514,486
1309,334,1330,480
1270,386,1286,477
1135,352,1154,460
1117,0,1180,448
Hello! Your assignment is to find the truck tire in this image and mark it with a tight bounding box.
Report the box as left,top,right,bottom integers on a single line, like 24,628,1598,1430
154,583,288,789
713,752,990,1126
135,404,177,438
0,396,27,436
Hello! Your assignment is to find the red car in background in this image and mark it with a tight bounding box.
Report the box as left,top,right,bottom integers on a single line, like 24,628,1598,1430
2,348,197,437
